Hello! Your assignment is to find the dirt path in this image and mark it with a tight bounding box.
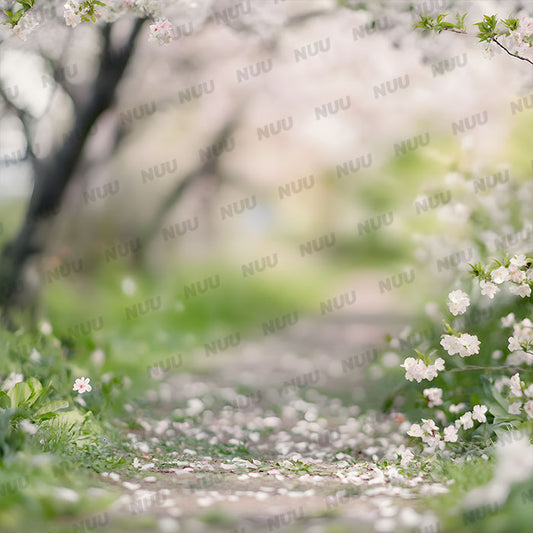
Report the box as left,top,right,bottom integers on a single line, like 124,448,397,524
100,315,446,533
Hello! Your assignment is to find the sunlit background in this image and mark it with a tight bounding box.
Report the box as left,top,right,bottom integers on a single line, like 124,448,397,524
0,1,532,529
1,1,531,330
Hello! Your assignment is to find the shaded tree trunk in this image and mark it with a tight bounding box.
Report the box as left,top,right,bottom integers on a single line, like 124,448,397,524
0,19,145,324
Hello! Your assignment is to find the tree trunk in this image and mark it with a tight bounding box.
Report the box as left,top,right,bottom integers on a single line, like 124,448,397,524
0,19,145,324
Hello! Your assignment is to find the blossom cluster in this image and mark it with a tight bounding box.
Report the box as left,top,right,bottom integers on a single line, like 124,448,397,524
148,18,175,45
447,289,470,316
506,373,533,418
440,332,480,358
406,392,489,451
501,313,533,366
11,10,40,40
497,16,533,60
400,291,480,383
400,356,445,383
406,404,488,451
4,0,206,42
63,1,85,27
475,254,533,301
400,252,533,458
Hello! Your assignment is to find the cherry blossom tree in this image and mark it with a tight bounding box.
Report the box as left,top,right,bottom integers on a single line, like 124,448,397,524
0,0,321,321
0,0,531,326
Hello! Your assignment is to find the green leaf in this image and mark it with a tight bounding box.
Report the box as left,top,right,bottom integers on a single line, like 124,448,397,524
480,375,509,418
414,14,435,31
0,391,10,409
456,12,467,30
442,321,454,334
502,17,519,31
27,384,52,410
35,400,69,417
26,377,42,397
7,382,32,408
36,412,59,421
485,399,508,419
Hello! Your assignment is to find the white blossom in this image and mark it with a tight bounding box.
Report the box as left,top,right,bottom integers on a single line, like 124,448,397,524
443,425,458,442
509,373,523,397
480,279,499,299
423,388,443,407
12,11,39,40
73,377,92,393
64,2,83,27
501,313,515,327
491,266,510,284
457,333,480,357
441,333,479,357
433,357,445,371
519,17,533,36
400,449,414,466
148,18,176,45
472,404,488,423
449,403,466,413
447,289,470,316
508,283,531,298
401,358,427,383
510,254,528,267
29,349,42,363
424,363,439,381
421,418,438,434
509,265,526,284
407,424,423,437
459,411,473,429
441,335,462,355
508,336,522,352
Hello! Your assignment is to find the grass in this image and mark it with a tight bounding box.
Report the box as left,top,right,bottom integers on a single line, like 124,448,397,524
417,455,533,533
2,121,533,532
0,260,336,531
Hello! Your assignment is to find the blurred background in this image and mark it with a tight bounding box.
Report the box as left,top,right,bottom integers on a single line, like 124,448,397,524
0,0,532,374
1,1,533,532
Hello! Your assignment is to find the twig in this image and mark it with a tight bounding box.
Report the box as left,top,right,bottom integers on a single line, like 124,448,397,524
490,36,533,66
446,365,532,373
440,26,533,66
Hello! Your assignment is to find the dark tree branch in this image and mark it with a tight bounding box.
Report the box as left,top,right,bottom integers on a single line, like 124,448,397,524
438,26,533,66
0,18,146,318
491,36,533,66
138,115,241,254
39,50,80,106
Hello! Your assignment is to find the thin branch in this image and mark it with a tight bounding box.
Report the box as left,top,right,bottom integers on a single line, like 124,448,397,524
139,114,241,250
0,18,147,311
37,33,77,120
491,36,533,66
446,365,532,372
442,28,467,34
440,26,533,66
39,49,80,106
